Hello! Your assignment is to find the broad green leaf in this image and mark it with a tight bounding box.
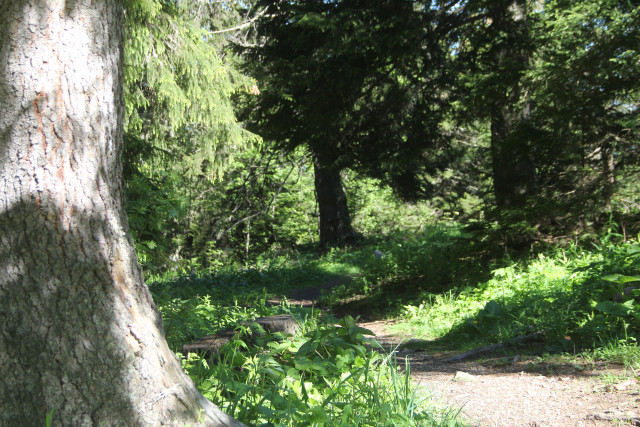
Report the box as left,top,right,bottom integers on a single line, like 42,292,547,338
595,300,635,317
602,274,640,284
309,406,329,424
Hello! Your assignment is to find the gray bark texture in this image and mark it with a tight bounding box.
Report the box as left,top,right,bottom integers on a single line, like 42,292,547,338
488,1,537,210
313,157,356,249
0,0,243,425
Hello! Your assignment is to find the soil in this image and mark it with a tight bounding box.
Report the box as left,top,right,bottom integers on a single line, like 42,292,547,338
281,282,640,427
361,319,640,427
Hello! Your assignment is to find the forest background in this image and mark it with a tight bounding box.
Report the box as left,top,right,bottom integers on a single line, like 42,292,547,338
124,0,639,273
121,0,639,424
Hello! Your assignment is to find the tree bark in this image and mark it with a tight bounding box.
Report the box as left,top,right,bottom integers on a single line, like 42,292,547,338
490,106,536,209
313,156,356,249
601,140,616,212
488,1,537,210
0,1,242,425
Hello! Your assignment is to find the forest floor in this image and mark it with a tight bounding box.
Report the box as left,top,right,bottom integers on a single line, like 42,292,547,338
282,282,640,427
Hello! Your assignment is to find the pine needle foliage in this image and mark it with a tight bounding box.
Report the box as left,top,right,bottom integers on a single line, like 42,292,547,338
121,0,260,270
123,0,256,180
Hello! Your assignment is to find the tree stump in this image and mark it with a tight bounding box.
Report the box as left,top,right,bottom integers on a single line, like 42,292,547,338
182,314,300,358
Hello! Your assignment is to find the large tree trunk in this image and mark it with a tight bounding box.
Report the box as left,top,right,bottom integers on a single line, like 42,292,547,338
490,106,536,209
601,139,616,212
488,1,537,210
313,157,356,249
0,1,242,425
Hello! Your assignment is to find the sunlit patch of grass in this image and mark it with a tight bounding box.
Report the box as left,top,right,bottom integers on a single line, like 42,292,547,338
178,315,462,426
148,224,640,424
389,237,640,355
585,342,640,371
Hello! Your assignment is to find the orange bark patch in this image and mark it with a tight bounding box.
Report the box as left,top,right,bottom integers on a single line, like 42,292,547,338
33,91,48,151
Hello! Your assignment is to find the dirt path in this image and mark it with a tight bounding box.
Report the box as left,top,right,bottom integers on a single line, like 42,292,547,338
361,319,640,427
283,284,640,426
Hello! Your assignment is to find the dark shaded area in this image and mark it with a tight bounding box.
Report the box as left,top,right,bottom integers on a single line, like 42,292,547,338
285,275,350,306
182,314,299,358
326,248,501,321
0,199,142,425
313,157,358,249
392,341,621,379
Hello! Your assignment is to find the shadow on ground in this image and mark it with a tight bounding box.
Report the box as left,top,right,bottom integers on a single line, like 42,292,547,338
361,322,620,380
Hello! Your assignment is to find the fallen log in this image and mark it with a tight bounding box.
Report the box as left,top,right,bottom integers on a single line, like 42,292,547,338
182,314,300,358
442,332,544,363
251,314,300,336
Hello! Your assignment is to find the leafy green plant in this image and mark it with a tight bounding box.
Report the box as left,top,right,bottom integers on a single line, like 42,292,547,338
390,233,640,353
179,315,458,426
146,213,640,425
148,258,464,425
45,409,54,427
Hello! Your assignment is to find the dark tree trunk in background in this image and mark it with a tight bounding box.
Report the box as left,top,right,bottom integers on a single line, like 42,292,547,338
0,0,242,425
488,1,537,210
313,156,356,249
490,105,537,209
601,140,616,212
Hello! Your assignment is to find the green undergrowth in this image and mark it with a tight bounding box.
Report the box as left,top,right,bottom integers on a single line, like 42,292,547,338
148,248,363,297
391,235,640,365
147,229,467,425
179,315,460,426
148,295,460,425
316,223,489,317
147,224,640,425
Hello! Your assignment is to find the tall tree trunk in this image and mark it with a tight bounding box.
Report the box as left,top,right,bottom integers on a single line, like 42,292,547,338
488,1,537,210
490,105,536,209
313,157,356,249
0,1,242,425
601,139,616,212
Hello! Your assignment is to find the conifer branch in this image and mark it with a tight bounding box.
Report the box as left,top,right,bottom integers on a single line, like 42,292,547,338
209,7,268,35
